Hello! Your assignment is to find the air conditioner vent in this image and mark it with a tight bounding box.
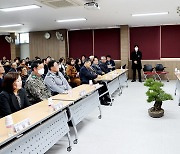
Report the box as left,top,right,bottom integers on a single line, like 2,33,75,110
37,0,81,8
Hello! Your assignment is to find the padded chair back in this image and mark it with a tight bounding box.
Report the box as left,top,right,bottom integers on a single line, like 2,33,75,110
143,64,153,72
122,64,126,69
155,64,164,71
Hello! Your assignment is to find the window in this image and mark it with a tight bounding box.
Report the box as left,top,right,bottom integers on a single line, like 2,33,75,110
19,33,29,44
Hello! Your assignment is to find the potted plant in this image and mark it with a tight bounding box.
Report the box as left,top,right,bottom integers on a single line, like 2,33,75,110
144,78,173,118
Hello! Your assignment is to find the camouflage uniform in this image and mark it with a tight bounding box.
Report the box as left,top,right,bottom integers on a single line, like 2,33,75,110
25,73,51,104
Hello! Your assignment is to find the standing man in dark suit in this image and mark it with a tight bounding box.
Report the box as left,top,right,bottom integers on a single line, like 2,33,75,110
131,45,142,82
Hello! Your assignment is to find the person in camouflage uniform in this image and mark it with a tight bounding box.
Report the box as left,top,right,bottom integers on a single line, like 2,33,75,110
25,60,51,104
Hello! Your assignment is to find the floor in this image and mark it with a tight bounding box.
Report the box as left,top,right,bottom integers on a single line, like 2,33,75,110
46,80,180,154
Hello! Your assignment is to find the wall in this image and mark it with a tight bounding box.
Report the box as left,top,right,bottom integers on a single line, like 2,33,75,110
20,44,30,59
29,30,68,60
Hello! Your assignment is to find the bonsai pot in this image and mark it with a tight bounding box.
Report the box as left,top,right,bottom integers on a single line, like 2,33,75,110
148,107,164,118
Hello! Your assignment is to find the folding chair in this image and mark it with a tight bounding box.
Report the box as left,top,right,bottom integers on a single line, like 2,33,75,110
155,64,169,82
143,64,156,80
143,64,157,80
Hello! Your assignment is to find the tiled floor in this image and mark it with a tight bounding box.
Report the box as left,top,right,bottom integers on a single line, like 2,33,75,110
46,80,180,154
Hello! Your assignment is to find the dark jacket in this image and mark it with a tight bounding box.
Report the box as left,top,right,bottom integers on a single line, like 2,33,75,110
0,78,3,93
106,60,115,71
91,64,104,75
99,62,109,74
9,68,17,72
21,75,28,88
75,64,81,73
0,89,30,118
131,50,142,69
80,66,98,84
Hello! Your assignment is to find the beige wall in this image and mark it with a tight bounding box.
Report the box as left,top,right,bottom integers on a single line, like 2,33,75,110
10,33,20,61
120,25,129,68
29,30,68,60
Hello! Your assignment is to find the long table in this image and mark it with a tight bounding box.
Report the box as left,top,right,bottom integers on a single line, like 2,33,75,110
95,69,128,105
51,84,102,144
0,84,102,153
0,99,73,153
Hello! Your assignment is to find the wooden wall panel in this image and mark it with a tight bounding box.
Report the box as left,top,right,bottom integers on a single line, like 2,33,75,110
29,30,68,60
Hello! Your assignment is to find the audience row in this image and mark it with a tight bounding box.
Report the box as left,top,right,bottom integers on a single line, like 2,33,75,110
0,55,116,118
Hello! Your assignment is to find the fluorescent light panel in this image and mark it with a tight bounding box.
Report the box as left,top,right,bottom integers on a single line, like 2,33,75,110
0,24,23,28
0,4,40,12
132,12,169,17
56,18,86,23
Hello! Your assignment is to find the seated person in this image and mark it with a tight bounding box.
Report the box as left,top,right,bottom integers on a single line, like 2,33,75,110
75,58,82,73
66,58,81,86
106,55,115,71
4,61,11,73
44,60,71,95
25,60,51,104
81,55,86,67
80,59,110,105
91,57,105,75
0,72,30,118
17,66,29,88
25,57,31,68
0,63,5,93
89,55,94,63
9,62,17,72
80,59,100,84
99,56,109,74
59,57,66,75
1,56,7,65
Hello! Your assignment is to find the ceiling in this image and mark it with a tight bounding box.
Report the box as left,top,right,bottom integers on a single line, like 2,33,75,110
0,0,179,33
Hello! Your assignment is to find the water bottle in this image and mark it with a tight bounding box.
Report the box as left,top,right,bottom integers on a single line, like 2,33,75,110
5,115,14,137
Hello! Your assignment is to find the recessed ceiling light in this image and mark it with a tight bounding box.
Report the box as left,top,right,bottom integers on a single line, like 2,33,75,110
0,24,23,28
0,4,41,12
132,12,169,17
56,18,87,23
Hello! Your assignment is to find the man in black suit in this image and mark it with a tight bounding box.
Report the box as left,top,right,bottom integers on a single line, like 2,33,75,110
80,59,110,106
131,45,142,82
80,59,99,84
99,56,109,74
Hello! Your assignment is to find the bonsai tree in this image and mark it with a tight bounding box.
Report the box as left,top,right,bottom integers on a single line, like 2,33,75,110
144,78,173,112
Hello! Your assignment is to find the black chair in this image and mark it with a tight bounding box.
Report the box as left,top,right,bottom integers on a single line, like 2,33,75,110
143,64,156,80
143,64,154,72
155,64,165,71
155,64,169,82
122,64,126,69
